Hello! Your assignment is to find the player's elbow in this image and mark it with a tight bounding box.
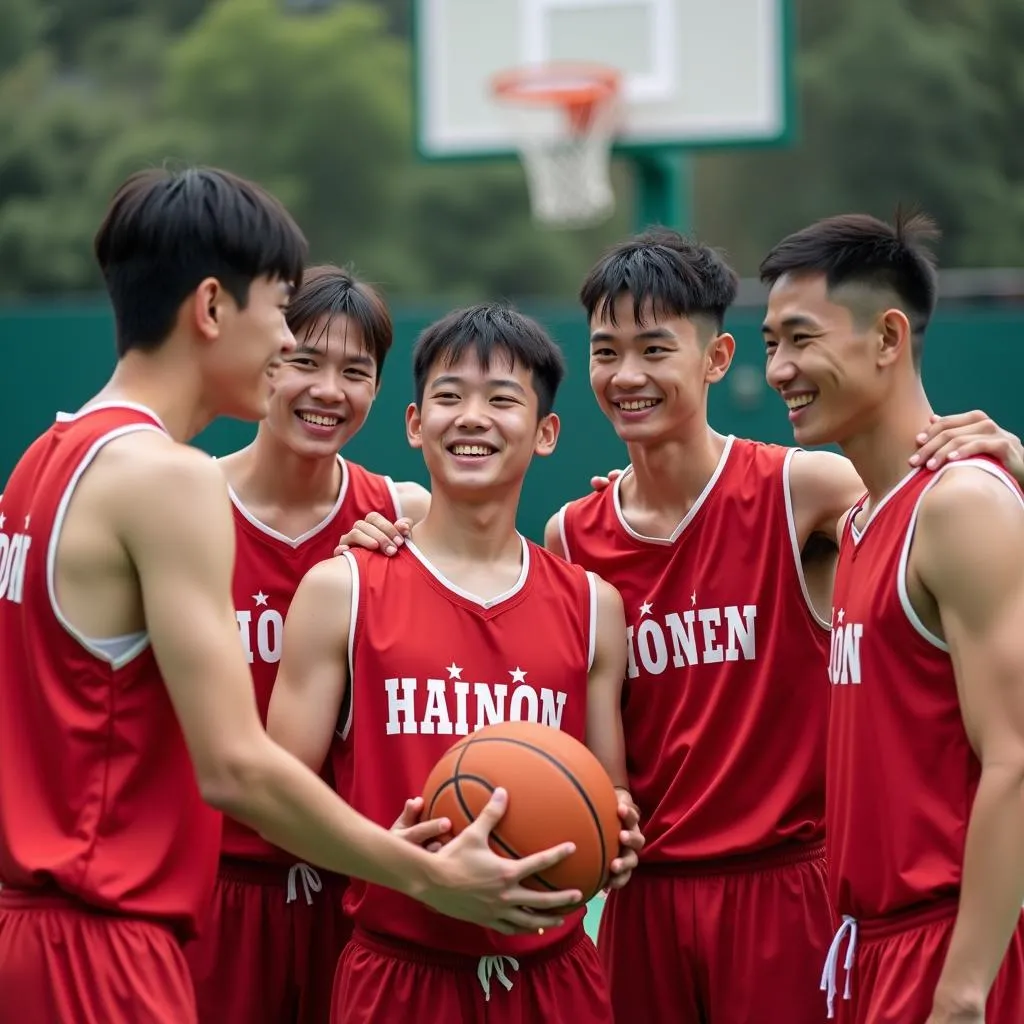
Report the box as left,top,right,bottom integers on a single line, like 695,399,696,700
193,734,272,816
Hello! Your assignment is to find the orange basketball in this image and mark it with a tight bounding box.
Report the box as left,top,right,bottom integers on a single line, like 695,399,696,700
420,721,621,904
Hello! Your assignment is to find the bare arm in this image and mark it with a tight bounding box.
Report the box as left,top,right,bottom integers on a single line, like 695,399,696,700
393,480,431,524
914,471,1024,1017
267,557,352,773
116,442,579,930
787,449,864,548
585,576,643,886
585,577,628,790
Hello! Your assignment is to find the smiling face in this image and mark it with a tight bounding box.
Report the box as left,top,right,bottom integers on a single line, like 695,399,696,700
199,274,296,422
407,348,558,499
261,313,378,457
588,293,734,445
762,272,910,447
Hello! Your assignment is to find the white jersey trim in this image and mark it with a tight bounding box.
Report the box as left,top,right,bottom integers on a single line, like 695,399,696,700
55,401,168,433
612,435,735,545
384,476,402,521
782,448,831,631
897,459,1024,651
404,534,530,610
850,468,921,545
557,503,572,562
586,571,598,671
227,455,349,548
338,549,360,741
46,423,165,669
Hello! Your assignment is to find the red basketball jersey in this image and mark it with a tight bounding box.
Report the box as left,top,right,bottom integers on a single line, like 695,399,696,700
826,458,1024,920
559,437,830,862
222,457,399,861
338,538,596,956
0,403,221,940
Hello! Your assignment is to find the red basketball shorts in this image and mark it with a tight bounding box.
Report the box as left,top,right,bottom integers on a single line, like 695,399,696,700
599,842,834,1024
0,887,196,1024
824,899,1024,1024
332,923,612,1024
184,857,352,1024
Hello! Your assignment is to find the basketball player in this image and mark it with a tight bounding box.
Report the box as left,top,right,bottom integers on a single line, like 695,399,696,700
760,212,1024,1024
0,168,583,1024
185,265,432,1024
267,303,643,1024
340,232,1024,1024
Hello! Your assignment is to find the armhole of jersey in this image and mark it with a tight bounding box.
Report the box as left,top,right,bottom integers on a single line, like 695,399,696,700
557,502,572,562
781,448,831,631
898,459,1024,652
336,549,360,740
384,475,402,521
46,423,164,669
585,570,598,671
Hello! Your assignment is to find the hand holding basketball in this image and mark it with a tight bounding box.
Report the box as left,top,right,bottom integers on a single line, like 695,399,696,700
390,796,451,849
606,790,644,890
421,787,582,936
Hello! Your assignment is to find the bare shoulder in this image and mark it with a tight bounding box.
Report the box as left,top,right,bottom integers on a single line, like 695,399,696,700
788,448,864,542
918,465,1024,542
295,554,355,603
393,479,430,523
543,507,566,557
592,574,624,617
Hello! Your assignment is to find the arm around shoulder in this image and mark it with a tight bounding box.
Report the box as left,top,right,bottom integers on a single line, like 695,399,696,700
788,449,865,547
267,555,353,772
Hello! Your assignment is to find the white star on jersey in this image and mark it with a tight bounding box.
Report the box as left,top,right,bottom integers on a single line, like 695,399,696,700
690,591,697,606
253,591,269,607
23,515,30,529
837,608,845,624
639,601,653,617
0,512,6,529
446,662,462,681
509,667,527,684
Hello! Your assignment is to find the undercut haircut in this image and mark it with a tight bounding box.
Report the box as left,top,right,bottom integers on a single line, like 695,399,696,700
758,209,940,368
413,303,566,418
94,166,307,357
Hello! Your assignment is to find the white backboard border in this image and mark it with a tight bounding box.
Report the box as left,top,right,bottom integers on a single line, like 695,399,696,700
411,0,797,162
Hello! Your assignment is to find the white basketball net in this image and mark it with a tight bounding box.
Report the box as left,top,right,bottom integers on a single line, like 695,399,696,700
498,84,619,229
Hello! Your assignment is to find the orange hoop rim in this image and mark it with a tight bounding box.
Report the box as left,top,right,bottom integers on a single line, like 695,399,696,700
491,62,620,112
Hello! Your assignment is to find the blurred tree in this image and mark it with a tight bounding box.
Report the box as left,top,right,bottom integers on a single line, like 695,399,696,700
695,0,1024,274
0,0,49,74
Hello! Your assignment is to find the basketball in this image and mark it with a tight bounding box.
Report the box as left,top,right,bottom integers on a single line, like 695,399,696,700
420,721,621,904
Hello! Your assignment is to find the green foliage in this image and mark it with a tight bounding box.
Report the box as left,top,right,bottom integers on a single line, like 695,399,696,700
0,0,1021,298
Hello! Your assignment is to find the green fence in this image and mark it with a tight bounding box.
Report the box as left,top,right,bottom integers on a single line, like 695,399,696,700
3,300,1022,540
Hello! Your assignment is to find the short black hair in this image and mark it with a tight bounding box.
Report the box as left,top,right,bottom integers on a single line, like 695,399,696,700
94,166,307,357
413,303,566,418
758,210,939,367
579,228,739,333
286,265,393,378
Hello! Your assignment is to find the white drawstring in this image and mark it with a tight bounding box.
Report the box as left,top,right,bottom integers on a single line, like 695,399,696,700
477,955,520,1001
820,914,858,1019
286,862,322,905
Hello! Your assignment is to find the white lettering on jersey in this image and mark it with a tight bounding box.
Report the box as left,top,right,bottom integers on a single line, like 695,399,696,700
236,590,283,664
828,608,863,685
625,601,758,679
384,668,569,736
0,513,32,606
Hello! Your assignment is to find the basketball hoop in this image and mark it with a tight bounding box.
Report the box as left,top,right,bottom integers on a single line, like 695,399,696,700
491,64,621,229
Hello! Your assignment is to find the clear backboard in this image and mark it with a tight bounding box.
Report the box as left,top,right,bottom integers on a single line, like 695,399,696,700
412,0,794,160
